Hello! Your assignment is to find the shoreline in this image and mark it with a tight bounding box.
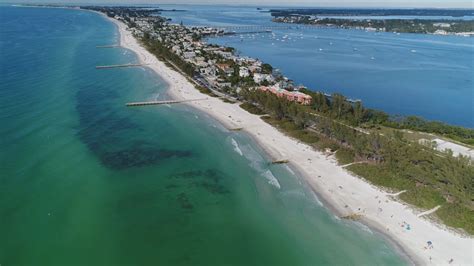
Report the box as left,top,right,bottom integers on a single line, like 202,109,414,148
271,21,474,37
99,10,472,265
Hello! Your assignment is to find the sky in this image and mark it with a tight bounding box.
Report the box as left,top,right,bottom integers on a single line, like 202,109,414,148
3,0,473,8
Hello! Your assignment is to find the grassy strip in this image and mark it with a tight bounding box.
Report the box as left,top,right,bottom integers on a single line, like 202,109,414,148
240,102,266,115
347,163,445,209
348,163,473,234
335,148,355,165
399,187,446,210
262,116,320,144
348,164,412,191
196,86,217,97
436,204,474,234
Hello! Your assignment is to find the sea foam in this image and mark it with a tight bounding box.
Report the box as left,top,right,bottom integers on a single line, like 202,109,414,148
354,222,374,235
311,191,324,207
284,164,295,175
231,138,243,156
262,170,281,189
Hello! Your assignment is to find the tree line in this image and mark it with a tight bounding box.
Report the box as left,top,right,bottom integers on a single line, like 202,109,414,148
240,88,474,234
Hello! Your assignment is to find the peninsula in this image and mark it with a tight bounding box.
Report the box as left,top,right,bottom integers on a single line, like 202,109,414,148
82,6,474,265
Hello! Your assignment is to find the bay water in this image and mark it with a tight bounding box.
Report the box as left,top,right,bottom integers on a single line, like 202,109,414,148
161,5,474,127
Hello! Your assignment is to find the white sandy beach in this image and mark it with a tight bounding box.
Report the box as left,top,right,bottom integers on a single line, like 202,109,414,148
107,15,472,265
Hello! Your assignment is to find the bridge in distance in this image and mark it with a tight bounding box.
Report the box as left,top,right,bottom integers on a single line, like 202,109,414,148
188,25,324,31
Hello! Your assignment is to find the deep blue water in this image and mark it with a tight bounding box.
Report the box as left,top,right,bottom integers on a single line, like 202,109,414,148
161,5,474,127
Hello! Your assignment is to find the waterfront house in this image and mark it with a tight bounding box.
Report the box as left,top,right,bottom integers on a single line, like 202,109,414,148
259,85,312,105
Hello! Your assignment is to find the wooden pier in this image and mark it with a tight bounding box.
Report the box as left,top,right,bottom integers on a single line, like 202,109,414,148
96,63,147,69
126,98,208,107
271,159,289,165
96,45,120,48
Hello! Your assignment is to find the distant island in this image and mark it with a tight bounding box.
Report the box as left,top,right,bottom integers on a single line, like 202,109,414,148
269,8,474,17
270,8,474,35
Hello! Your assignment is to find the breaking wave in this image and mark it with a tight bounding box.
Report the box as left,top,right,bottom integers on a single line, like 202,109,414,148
354,222,374,235
312,193,324,207
284,164,295,175
262,170,281,189
231,138,243,156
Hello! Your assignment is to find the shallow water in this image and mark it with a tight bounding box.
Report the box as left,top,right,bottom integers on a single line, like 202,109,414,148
0,6,406,265
161,5,474,127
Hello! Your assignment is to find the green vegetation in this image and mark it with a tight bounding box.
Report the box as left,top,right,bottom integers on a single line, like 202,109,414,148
273,15,474,34
400,188,446,210
261,63,273,74
142,36,196,77
300,89,474,146
384,116,474,146
241,88,474,234
262,116,321,144
437,204,474,234
335,148,355,165
226,65,257,88
270,8,474,18
196,85,217,97
240,102,265,115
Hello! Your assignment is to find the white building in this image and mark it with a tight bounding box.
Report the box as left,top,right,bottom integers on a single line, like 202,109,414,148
239,67,250,78
200,67,216,76
253,73,275,84
253,73,266,84
183,51,196,59
433,23,451,28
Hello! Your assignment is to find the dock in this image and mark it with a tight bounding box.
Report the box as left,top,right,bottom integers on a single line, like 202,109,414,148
126,98,208,107
271,159,289,165
96,63,147,69
96,45,120,48
341,213,363,221
322,92,361,103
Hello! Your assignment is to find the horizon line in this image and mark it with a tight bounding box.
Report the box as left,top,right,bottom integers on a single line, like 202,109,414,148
5,2,474,9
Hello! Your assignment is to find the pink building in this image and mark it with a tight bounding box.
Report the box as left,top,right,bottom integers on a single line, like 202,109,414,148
259,86,312,105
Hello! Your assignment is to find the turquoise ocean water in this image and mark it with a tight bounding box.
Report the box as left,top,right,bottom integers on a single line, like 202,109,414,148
0,6,406,265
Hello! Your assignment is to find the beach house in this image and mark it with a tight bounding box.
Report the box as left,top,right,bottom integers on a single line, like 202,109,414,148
258,85,312,105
